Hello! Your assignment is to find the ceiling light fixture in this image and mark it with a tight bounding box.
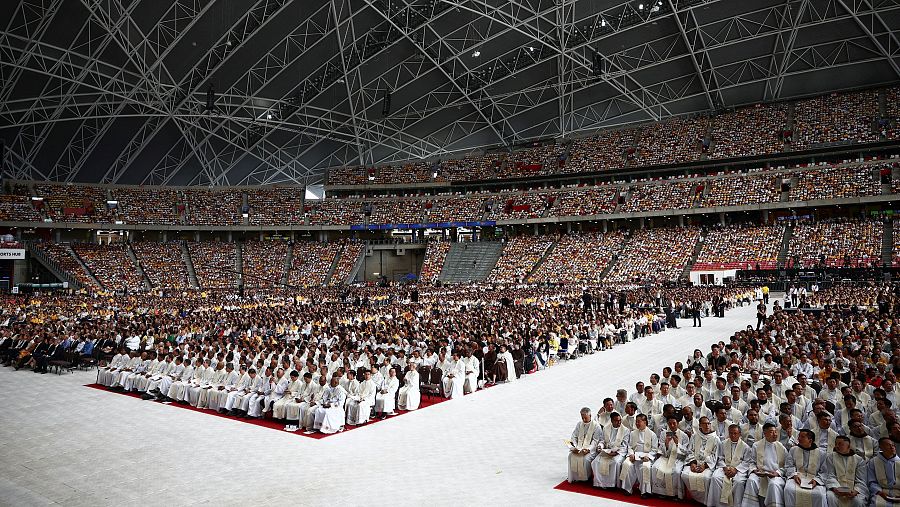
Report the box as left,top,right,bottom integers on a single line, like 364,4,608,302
472,50,481,57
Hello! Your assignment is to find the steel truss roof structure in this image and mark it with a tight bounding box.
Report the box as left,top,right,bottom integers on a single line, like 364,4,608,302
0,0,898,187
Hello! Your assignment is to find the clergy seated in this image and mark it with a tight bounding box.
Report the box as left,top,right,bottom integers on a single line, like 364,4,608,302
708,424,752,507
682,417,720,504
651,416,689,499
868,437,900,507
620,414,658,499
742,423,787,507
825,436,867,507
592,412,629,489
783,429,827,507
374,368,400,418
567,407,602,483
309,376,347,434
346,371,375,425
398,366,420,410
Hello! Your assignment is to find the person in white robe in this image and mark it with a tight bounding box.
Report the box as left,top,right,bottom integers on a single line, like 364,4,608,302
208,365,240,412
784,429,827,507
824,436,867,507
596,398,616,427
310,376,347,434
192,362,223,408
245,369,272,418
121,353,152,391
110,351,141,387
224,368,254,414
398,366,420,411
847,420,877,460
463,352,479,394
499,345,516,383
98,350,129,386
346,370,376,425
263,368,289,415
139,355,172,393
651,416,689,498
742,409,765,446
169,359,203,402
374,367,400,417
442,352,465,399
592,412,629,489
708,424,752,507
273,371,302,421
682,417,721,504
300,375,327,431
567,407,602,483
867,437,900,507
620,414,658,498
742,423,787,507
154,356,186,398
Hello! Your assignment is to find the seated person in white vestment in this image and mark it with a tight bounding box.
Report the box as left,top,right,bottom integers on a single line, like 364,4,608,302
707,424,752,507
309,375,347,434
346,370,376,426
374,367,400,418
825,435,868,507
682,416,721,504
650,416,689,499
620,414,658,499
867,437,900,507
783,429,828,507
398,365,420,411
567,407,602,483
592,411,629,490
742,422,787,507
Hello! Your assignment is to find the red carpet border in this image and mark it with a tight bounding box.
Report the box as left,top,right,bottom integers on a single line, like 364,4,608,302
85,382,496,439
85,383,450,439
554,480,701,507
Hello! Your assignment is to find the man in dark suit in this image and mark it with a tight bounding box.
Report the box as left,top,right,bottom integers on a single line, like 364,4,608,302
33,338,58,374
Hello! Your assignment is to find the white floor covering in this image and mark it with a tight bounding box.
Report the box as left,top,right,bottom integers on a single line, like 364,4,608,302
0,302,761,507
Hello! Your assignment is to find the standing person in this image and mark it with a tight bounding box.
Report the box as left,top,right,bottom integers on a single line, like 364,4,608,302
756,300,767,330
692,301,702,328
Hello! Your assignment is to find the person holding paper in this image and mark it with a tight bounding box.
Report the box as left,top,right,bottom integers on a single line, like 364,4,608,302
374,367,400,418
651,416,689,499
824,436,868,507
620,414,658,498
682,416,721,504
867,437,900,507
742,423,787,507
567,407,602,483
592,411,629,489
708,424,752,507
784,429,827,507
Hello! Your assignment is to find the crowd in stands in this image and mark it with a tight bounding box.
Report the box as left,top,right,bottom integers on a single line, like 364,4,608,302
287,242,341,287
242,241,288,289
565,128,635,174
605,227,701,284
564,282,900,505
530,231,627,285
368,199,424,225
634,116,706,166
794,90,880,148
787,219,884,268
188,242,237,289
0,195,41,222
329,241,364,285
423,196,483,223
186,190,243,226
487,192,551,221
305,199,363,226
132,241,192,289
248,187,305,226
710,103,787,159
35,242,97,288
621,180,701,213
789,164,880,201
700,173,779,208
487,237,554,284
693,224,783,271
888,87,900,140
35,183,108,223
548,186,619,217
419,241,449,283
72,243,144,292
110,188,181,225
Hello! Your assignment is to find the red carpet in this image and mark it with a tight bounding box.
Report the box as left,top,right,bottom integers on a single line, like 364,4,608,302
85,383,478,439
554,480,699,506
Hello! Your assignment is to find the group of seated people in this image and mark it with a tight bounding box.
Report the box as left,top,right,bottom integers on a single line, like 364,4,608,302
419,240,449,283
693,224,783,271
787,219,884,269
700,173,780,208
247,187,305,226
621,180,703,213
605,227,701,284
242,241,288,288
287,242,341,286
37,242,99,288
566,282,900,507
790,165,881,202
72,243,145,292
487,237,554,284
132,241,192,289
794,90,881,148
530,231,627,285
189,241,237,289
328,242,364,285
709,103,788,159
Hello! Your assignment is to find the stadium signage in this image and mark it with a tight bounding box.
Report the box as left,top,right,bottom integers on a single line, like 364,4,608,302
0,249,25,260
350,221,497,231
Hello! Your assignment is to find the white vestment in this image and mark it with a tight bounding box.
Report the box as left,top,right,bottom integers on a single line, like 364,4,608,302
741,440,786,507
374,377,399,414
567,420,601,483
346,379,376,425
708,438,751,507
313,385,347,433
592,424,629,488
681,430,720,503
398,369,420,410
442,360,465,399
620,428,658,495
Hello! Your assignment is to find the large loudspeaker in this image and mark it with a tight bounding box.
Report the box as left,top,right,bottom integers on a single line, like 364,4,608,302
0,138,5,173
592,53,605,76
206,85,216,112
382,91,391,116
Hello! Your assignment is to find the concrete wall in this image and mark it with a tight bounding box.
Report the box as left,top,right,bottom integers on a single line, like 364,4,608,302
358,246,426,282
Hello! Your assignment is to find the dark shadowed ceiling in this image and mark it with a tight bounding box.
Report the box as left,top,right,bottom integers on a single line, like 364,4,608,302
0,0,898,186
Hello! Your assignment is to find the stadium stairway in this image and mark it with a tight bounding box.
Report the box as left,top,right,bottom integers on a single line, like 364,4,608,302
125,243,152,290
67,245,104,289
526,239,557,280
281,242,293,286
883,219,894,268
181,242,200,289
599,235,630,281
777,224,793,268
438,241,504,283
323,245,344,285
344,244,368,284
26,242,81,289
235,243,243,290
